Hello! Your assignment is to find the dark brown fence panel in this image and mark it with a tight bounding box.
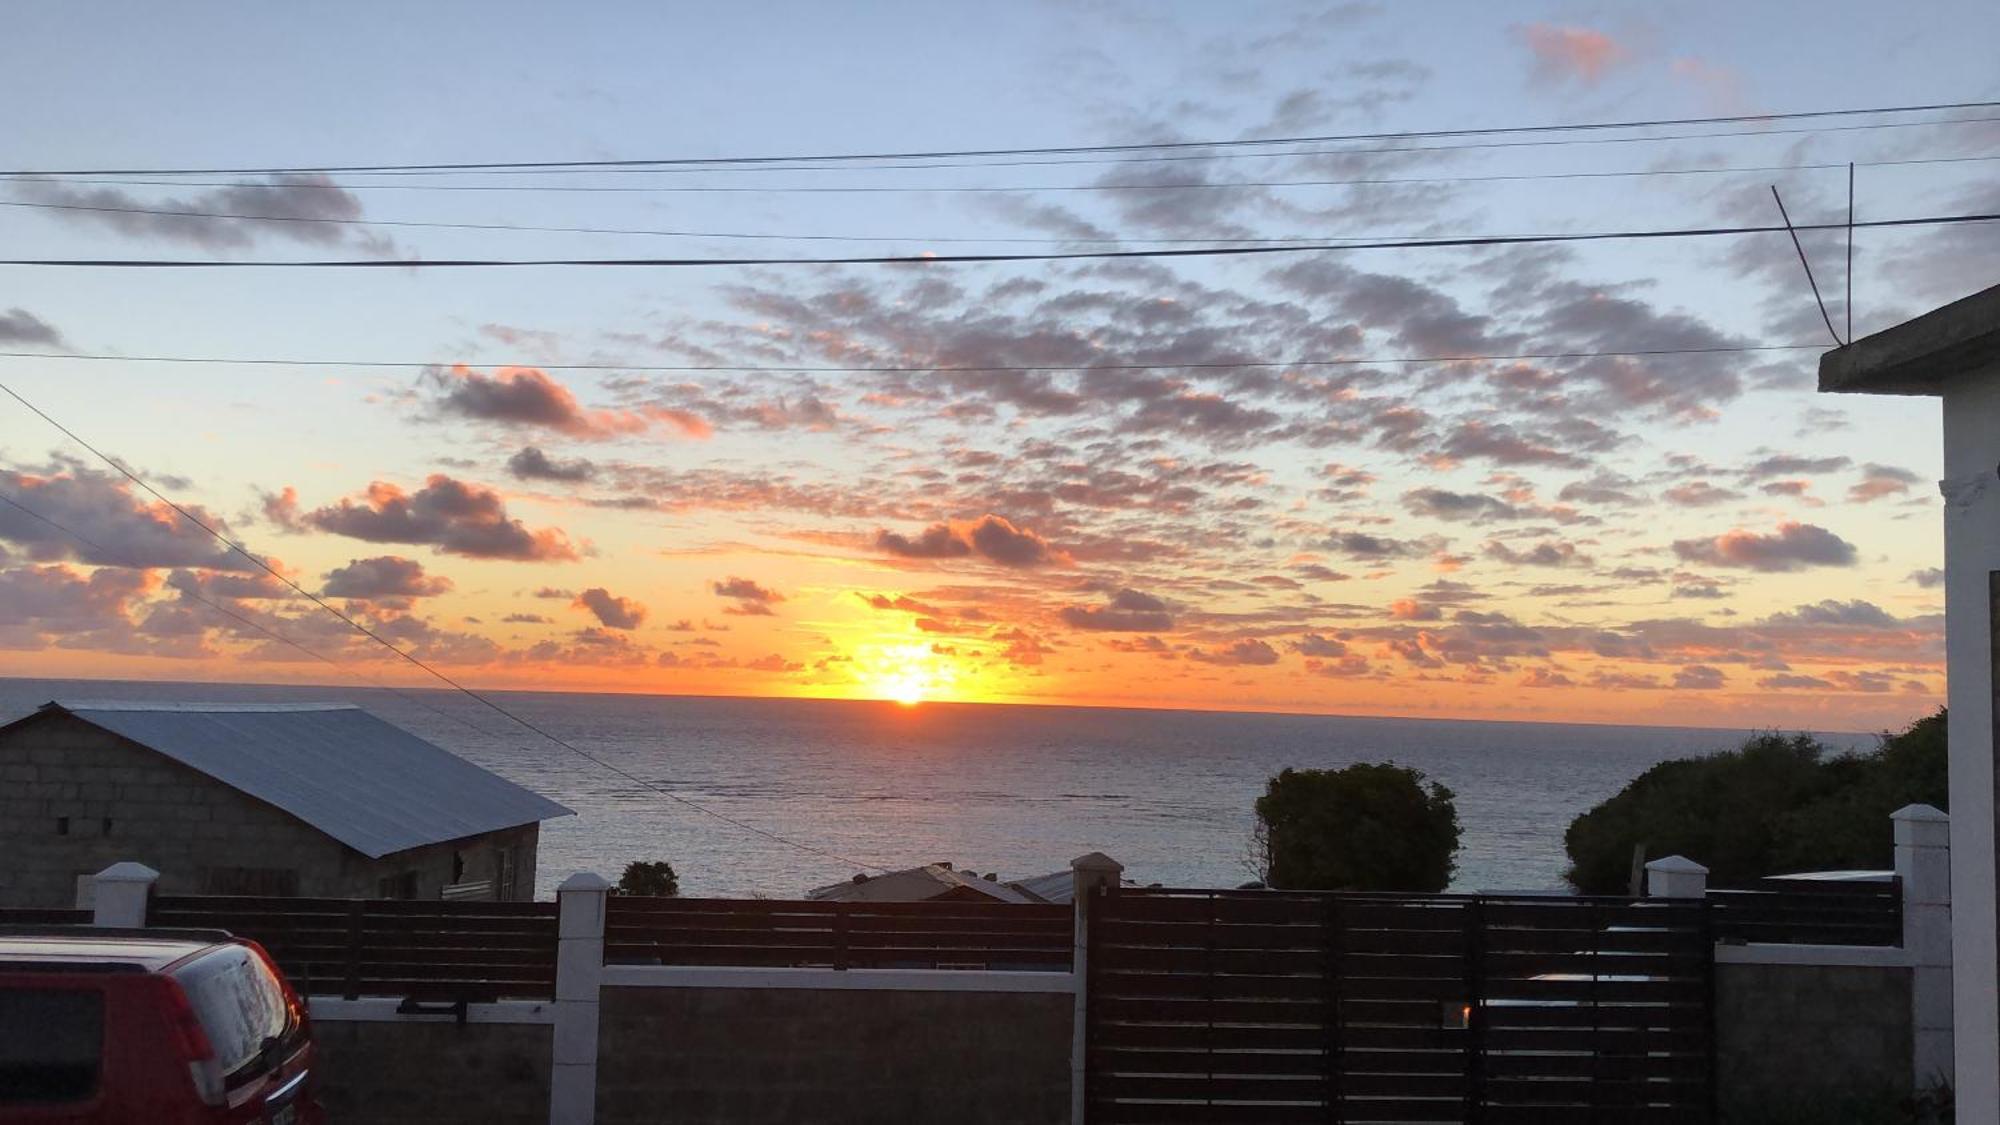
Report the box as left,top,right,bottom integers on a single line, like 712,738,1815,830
604,897,1073,970
1707,877,1900,946
0,907,92,925
150,894,559,1000
1087,889,1713,1124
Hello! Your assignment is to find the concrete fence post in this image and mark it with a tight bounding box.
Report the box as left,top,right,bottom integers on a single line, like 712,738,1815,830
1645,855,1708,900
90,862,158,928
550,872,610,1125
1893,803,1952,1090
1069,852,1123,1125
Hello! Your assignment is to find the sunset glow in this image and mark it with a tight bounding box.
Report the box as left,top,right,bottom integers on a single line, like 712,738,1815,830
0,3,1981,733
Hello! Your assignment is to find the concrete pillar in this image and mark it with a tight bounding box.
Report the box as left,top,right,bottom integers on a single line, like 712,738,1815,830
1645,855,1708,900
1896,804,1954,1090
90,862,157,928
1069,852,1123,1125
1942,379,2000,1118
549,872,609,1125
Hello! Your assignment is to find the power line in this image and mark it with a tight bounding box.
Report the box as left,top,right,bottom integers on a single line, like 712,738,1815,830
0,381,889,873
0,485,523,743
2,211,1992,269
10,150,1997,198
0,343,1821,375
8,155,1998,246
10,98,1996,176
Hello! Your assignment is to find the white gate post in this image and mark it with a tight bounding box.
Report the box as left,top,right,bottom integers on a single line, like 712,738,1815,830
1645,855,1709,900
1069,852,1123,1125
550,872,609,1125
90,862,158,928
1895,804,1953,1090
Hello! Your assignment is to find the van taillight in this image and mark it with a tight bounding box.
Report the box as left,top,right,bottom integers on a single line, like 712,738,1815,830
159,978,224,1105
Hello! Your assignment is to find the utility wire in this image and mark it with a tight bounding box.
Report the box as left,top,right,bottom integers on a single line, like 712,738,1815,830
0,381,889,872
0,486,522,746
8,154,1999,246
10,98,1996,176
2,211,1993,269
11,150,1998,197
0,343,1821,375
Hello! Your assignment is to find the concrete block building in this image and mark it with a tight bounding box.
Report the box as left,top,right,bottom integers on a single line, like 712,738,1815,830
0,700,572,906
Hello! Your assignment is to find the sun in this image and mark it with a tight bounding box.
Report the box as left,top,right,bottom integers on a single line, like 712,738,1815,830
854,641,957,706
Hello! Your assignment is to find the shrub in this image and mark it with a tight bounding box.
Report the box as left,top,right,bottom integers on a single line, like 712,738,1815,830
1255,763,1461,892
1564,710,1946,894
614,860,680,897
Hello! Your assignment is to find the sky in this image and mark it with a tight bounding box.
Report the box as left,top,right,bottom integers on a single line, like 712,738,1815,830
1,1,1996,730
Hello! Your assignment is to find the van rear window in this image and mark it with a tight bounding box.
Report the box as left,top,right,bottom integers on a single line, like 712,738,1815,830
173,946,292,1085
0,988,103,1104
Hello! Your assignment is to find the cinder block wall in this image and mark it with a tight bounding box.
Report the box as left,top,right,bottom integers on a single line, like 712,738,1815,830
595,987,1071,1125
0,712,541,905
1716,962,1913,1118
312,1021,552,1125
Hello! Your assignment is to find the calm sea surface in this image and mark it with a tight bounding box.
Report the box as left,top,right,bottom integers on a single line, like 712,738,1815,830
0,678,1865,899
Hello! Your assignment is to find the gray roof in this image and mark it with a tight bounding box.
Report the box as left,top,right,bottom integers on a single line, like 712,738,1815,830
21,700,571,859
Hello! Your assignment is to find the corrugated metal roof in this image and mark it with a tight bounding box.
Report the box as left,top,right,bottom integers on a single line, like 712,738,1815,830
28,700,571,859
808,863,1038,904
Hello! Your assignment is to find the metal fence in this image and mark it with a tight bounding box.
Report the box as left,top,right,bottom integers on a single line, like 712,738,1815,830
1086,888,1713,1124
604,896,1074,970
149,894,560,1000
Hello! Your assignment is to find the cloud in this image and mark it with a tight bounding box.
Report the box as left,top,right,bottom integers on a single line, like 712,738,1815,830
423,366,710,440
321,556,453,600
502,612,551,624
0,463,251,571
1741,453,1852,480
280,474,580,561
1909,568,1945,589
1662,481,1743,507
713,576,785,616
11,173,394,253
1760,673,1834,691
1673,664,1726,690
1484,539,1592,568
1401,488,1523,524
574,586,648,630
1672,522,1858,572
1849,463,1925,503
1190,638,1280,666
1513,23,1632,86
507,446,597,483
1294,633,1349,657
1060,588,1175,632
874,515,1058,568
0,308,65,348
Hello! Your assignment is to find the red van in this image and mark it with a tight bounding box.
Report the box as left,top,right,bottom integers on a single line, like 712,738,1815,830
0,929,321,1124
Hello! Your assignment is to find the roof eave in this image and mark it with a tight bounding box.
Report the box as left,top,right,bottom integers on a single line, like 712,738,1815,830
1818,282,2000,397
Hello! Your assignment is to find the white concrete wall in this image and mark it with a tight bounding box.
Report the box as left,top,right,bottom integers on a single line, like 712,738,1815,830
1942,367,2000,1117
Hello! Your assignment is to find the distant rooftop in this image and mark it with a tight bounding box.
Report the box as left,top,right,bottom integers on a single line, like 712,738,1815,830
7,700,572,859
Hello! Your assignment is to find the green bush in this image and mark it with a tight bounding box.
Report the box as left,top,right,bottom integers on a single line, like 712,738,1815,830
1564,710,1946,894
1255,763,1461,892
614,860,680,897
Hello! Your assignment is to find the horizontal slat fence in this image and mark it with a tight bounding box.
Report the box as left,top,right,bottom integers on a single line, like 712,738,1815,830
605,896,1073,970
0,906,91,925
149,895,559,1000
1706,877,1900,946
1088,888,1712,1124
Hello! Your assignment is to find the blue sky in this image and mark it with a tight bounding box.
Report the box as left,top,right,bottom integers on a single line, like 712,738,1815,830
1,1,1995,727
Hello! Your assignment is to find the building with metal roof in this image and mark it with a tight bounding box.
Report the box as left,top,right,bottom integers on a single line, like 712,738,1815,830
0,700,572,907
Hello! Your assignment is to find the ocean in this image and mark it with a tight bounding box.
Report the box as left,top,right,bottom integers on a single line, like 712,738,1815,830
0,678,1863,899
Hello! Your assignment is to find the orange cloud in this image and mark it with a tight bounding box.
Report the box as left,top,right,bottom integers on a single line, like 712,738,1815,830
1514,23,1632,86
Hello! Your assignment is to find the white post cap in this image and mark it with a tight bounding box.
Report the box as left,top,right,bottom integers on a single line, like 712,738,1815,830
556,871,612,893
